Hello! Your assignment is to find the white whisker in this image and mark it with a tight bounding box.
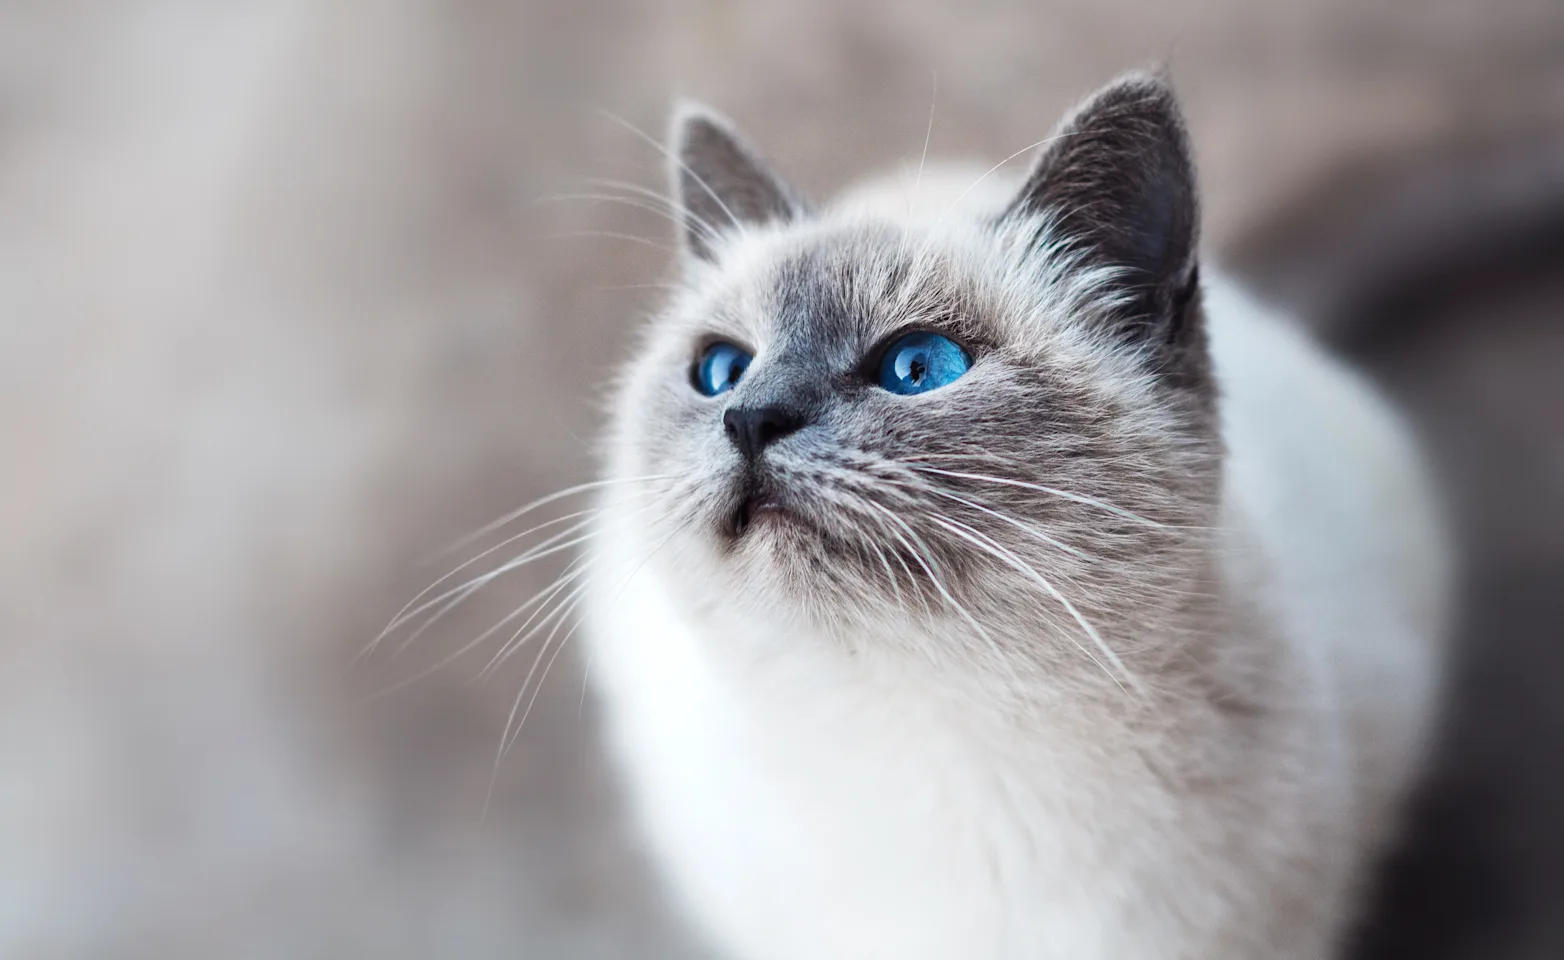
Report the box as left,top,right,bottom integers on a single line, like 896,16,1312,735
382,525,597,658
890,477,1088,560
549,230,670,252
536,191,698,237
926,513,1141,695
444,474,675,558
484,586,590,821
484,507,694,819
904,128,1090,281
361,512,599,663
579,176,728,247
356,558,590,705
912,69,937,206
480,569,595,681
906,464,1164,527
864,499,1004,663
597,108,749,237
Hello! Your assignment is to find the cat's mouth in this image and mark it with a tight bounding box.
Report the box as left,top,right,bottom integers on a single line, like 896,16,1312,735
728,486,789,538
718,471,879,572
726,473,798,539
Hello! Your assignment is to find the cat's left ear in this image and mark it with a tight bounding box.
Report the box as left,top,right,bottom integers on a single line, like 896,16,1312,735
1003,73,1202,368
670,101,804,262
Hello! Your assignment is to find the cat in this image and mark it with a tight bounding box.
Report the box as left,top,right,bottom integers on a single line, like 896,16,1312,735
582,73,1452,960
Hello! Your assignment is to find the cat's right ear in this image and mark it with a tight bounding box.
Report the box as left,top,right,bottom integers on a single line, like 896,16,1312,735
1001,73,1201,373
670,102,804,262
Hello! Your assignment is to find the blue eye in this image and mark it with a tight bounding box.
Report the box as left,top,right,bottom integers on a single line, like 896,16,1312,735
877,332,971,395
695,342,752,396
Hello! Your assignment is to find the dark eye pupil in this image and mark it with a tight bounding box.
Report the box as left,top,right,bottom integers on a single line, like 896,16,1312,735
876,331,971,395
695,343,751,396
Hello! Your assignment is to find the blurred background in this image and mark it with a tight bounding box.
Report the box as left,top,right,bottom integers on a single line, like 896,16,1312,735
2,1,1562,957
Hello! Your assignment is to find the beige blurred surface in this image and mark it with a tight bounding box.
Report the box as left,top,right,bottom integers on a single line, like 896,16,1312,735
2,2,1562,958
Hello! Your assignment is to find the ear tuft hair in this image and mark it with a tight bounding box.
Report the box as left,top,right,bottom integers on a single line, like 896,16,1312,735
670,102,803,262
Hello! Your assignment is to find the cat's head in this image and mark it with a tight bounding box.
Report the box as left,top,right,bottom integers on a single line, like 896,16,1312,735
603,74,1223,675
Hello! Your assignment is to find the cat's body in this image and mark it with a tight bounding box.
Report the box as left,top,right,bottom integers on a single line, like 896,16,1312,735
585,77,1450,960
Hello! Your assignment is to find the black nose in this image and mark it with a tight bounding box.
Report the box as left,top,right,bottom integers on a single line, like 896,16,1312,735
723,405,806,461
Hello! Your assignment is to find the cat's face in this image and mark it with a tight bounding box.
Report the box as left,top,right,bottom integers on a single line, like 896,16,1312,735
604,76,1222,671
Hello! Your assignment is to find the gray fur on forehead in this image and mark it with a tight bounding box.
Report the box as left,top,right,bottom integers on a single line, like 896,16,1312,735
759,226,971,357
684,216,1155,379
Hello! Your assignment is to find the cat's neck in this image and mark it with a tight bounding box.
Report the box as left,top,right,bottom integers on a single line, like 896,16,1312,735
672,545,1269,743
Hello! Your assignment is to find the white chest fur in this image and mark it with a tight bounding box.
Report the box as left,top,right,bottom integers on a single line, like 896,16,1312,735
587,565,1213,960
